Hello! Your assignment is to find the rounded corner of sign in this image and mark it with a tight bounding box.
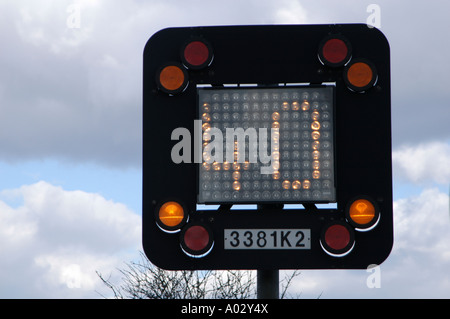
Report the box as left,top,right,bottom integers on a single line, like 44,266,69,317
153,26,179,38
143,27,179,54
141,247,156,264
372,239,394,267
142,252,173,271
374,29,390,48
366,26,391,52
373,251,393,268
384,238,395,259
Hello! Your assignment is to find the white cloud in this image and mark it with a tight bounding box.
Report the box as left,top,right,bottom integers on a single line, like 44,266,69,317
273,1,309,24
0,201,36,252
286,187,450,298
0,181,140,298
393,188,450,258
393,141,450,185
0,0,320,167
0,1,144,166
1,167,448,298
0,0,449,168
14,1,95,55
385,187,450,297
1,0,450,299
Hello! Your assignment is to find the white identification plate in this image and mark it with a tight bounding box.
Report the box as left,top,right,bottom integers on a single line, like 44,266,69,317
224,229,311,250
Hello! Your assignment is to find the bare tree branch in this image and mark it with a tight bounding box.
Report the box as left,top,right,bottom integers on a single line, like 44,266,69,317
280,270,302,299
97,252,304,299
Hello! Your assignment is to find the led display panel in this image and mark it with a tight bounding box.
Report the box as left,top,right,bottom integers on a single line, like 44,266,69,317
198,86,335,204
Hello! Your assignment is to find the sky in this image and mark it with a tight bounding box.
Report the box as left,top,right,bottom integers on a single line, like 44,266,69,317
0,0,449,298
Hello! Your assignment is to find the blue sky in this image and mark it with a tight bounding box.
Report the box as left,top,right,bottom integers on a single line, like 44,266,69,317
0,0,449,298
0,160,142,213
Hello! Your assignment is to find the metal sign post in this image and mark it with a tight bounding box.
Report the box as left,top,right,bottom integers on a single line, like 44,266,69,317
257,269,279,299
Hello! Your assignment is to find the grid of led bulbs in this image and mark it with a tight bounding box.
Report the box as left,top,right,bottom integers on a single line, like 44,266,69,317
198,86,335,203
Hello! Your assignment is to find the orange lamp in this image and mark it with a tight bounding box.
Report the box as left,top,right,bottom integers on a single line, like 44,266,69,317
157,64,188,94
157,201,186,231
344,59,377,92
346,197,380,230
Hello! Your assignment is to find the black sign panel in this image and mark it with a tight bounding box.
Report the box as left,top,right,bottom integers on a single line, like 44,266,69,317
142,24,392,270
